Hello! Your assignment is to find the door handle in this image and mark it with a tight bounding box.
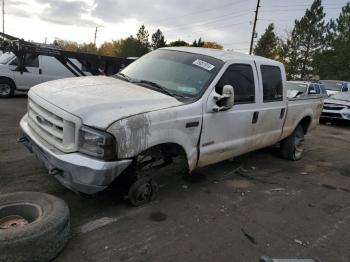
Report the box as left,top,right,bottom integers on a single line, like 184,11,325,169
252,111,259,124
280,108,286,119
39,68,42,75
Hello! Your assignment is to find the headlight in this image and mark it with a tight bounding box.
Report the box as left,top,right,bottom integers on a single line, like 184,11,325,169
78,126,116,161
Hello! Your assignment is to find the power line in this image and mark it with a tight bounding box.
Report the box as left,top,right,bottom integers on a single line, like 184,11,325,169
146,0,253,24
162,10,253,33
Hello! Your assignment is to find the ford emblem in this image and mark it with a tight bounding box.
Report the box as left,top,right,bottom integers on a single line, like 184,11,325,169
36,116,43,124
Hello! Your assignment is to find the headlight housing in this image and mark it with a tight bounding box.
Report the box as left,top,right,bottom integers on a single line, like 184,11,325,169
78,126,116,161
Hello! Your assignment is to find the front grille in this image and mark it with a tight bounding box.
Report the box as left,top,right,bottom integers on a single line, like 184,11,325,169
323,104,346,111
321,112,343,118
28,99,77,152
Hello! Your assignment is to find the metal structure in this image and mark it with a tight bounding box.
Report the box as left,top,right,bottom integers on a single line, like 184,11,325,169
0,32,133,76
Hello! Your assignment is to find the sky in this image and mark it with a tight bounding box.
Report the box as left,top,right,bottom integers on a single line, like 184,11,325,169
3,0,349,53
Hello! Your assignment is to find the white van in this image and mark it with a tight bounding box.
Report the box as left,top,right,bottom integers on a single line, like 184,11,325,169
0,52,88,98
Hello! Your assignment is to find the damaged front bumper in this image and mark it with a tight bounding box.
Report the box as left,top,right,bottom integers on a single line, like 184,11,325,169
19,114,132,195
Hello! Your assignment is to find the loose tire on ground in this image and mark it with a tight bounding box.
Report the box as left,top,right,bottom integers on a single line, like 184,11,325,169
0,79,15,98
0,192,70,262
280,125,305,161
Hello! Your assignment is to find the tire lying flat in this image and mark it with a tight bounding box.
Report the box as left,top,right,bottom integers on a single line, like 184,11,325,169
0,192,70,262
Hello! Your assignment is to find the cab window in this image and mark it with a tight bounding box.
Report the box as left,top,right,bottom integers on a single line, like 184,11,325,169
215,64,255,104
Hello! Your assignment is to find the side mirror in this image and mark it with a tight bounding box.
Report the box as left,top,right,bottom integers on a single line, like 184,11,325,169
212,85,235,112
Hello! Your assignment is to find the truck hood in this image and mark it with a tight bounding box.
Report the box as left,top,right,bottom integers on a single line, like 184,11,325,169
30,76,183,129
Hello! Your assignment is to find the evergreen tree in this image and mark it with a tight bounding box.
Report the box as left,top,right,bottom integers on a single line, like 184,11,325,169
286,0,327,80
168,40,189,47
151,29,166,49
313,3,350,80
192,37,204,47
136,25,150,55
253,23,279,59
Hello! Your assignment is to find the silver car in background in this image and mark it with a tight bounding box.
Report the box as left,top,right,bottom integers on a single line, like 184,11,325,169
286,81,328,99
321,92,350,122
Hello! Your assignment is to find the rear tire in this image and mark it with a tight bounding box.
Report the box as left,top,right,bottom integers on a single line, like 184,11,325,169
0,192,70,262
280,125,305,161
0,79,15,98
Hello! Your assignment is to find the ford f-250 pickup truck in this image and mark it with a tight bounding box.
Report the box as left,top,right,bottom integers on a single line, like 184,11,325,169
19,47,323,206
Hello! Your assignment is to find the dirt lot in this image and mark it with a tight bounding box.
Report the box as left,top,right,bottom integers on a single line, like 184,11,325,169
1,95,350,262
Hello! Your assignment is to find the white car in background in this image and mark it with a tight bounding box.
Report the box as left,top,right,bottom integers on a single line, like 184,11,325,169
0,52,88,98
286,81,328,99
321,92,350,122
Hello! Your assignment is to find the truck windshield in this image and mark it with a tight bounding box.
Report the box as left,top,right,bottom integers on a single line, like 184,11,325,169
119,49,223,97
0,52,15,64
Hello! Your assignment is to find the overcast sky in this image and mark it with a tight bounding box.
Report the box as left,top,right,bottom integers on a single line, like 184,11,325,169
4,0,349,53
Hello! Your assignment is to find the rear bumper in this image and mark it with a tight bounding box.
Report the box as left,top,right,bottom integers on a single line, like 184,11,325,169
20,114,132,194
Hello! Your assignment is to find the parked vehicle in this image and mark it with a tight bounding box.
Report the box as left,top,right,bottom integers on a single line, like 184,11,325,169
286,81,328,98
320,80,349,96
0,52,89,98
19,47,324,205
321,92,350,122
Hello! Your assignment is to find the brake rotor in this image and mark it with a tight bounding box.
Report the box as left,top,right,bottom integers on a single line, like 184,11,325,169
0,215,29,229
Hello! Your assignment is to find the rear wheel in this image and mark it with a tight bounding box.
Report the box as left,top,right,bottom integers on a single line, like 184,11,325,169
0,79,15,98
280,125,305,161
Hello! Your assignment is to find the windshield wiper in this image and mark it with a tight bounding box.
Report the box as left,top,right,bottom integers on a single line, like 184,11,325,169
114,72,133,82
135,80,187,98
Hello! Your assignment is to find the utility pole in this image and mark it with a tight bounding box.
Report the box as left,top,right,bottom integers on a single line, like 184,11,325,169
2,0,4,39
94,26,98,46
249,0,261,55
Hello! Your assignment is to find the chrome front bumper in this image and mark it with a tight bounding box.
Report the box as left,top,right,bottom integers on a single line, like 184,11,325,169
20,114,132,194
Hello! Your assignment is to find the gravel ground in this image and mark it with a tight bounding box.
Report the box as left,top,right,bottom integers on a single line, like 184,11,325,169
1,95,349,262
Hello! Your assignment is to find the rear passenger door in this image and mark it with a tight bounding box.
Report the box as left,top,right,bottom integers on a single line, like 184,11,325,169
253,62,287,149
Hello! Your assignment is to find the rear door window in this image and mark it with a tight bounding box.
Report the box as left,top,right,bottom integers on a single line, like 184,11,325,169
260,65,283,102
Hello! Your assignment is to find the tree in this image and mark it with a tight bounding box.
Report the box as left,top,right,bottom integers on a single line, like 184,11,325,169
168,40,189,47
136,24,150,54
286,0,327,80
53,39,79,51
119,36,148,57
314,2,350,80
98,41,116,56
202,41,223,50
78,43,98,54
192,37,204,47
254,23,279,59
151,29,166,49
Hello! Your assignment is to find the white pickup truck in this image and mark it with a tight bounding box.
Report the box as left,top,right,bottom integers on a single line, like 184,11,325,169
19,47,323,206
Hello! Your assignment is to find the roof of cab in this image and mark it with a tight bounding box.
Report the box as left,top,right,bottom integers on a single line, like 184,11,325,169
161,46,280,64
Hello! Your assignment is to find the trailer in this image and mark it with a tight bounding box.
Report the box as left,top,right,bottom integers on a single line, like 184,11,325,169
0,33,133,77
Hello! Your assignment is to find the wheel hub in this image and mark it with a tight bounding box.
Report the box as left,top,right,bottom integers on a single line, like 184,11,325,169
0,84,10,96
0,215,29,229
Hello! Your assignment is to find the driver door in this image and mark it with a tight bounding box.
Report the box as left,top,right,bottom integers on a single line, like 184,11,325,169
197,61,260,167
